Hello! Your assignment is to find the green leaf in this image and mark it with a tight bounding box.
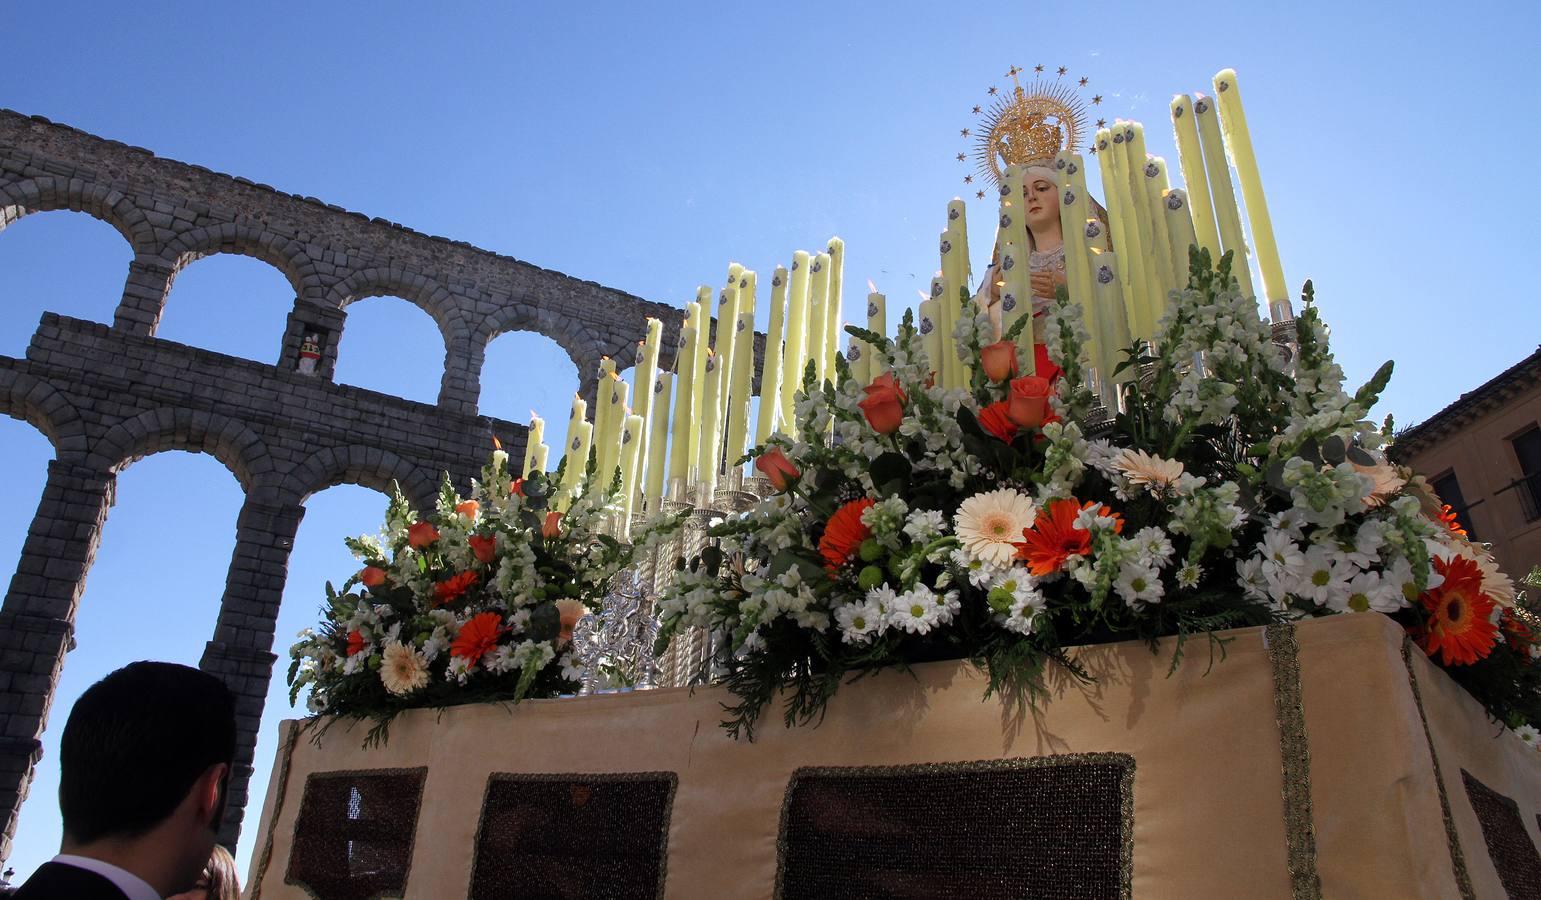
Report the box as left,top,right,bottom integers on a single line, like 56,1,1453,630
869,453,911,494
527,602,560,643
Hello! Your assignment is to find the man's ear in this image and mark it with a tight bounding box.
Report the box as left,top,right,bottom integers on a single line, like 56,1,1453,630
196,762,231,829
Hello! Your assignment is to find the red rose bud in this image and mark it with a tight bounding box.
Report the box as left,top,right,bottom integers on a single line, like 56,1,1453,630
755,448,801,491
980,341,1019,382
407,522,440,548
859,372,909,435
468,535,497,564
359,566,387,588
542,511,563,539
1007,375,1053,429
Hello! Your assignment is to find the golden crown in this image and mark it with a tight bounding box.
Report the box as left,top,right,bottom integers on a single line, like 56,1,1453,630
958,65,1097,197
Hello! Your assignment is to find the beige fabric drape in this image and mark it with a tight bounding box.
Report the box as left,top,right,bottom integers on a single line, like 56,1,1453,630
248,613,1541,899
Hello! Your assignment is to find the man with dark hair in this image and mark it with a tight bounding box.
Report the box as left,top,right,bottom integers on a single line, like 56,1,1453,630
13,661,237,900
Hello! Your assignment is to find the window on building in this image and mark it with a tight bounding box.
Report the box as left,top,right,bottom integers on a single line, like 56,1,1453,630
1512,426,1541,523
1432,471,1479,540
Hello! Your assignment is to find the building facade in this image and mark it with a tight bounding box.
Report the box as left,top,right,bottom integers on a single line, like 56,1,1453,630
1389,347,1541,585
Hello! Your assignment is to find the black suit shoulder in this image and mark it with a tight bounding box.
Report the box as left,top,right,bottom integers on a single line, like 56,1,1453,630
12,861,131,900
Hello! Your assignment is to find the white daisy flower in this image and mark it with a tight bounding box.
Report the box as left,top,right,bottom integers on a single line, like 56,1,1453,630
951,548,1002,588
1514,724,1541,750
836,600,884,645
1259,529,1305,578
1176,562,1202,589
954,488,1037,566
866,584,899,617
1294,545,1355,608
1335,568,1404,614
1130,527,1175,568
891,586,942,634
1115,561,1164,608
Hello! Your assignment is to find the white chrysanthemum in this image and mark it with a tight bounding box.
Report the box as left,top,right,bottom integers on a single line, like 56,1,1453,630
1237,556,1270,602
865,584,899,617
1115,562,1164,608
836,600,884,644
1334,569,1404,614
891,587,942,634
954,489,1037,566
903,509,948,542
1513,724,1541,750
1176,562,1202,589
1259,529,1304,578
1130,527,1175,568
379,641,429,696
1111,449,1185,493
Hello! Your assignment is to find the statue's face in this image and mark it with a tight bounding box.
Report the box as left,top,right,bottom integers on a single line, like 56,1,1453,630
1024,177,1059,233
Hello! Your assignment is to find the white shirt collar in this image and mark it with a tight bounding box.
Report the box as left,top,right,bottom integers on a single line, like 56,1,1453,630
51,854,163,900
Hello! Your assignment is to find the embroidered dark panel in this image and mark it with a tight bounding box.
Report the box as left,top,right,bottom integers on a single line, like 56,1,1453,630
469,771,678,899
1461,770,1541,899
777,755,1134,900
285,768,427,900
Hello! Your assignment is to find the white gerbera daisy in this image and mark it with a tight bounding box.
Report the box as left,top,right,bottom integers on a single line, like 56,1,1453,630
379,641,429,695
891,586,942,634
1112,449,1185,493
954,489,1037,566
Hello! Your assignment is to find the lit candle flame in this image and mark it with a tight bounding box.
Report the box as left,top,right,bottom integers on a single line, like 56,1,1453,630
917,290,930,302
492,436,502,450
867,279,878,294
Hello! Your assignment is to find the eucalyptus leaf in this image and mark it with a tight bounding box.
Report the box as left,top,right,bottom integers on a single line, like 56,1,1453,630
1321,434,1347,464
527,602,560,643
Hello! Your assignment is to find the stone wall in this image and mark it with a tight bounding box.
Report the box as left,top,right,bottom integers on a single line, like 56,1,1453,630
0,108,737,859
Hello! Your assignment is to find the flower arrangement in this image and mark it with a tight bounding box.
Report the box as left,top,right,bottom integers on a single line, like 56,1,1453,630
289,448,683,742
654,251,1541,739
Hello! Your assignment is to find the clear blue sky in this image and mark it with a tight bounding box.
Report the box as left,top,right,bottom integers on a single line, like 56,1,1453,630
3,0,1538,884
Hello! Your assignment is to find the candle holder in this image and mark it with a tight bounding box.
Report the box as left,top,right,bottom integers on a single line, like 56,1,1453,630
1271,318,1299,375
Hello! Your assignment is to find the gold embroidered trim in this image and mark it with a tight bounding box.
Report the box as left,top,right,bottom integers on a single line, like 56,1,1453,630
1402,637,1475,899
773,753,1135,899
1265,622,1323,899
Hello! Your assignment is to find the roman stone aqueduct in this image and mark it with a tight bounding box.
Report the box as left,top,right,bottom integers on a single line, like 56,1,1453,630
0,107,714,859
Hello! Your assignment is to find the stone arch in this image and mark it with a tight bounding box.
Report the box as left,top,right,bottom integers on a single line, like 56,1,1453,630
160,224,324,304
87,407,273,493
472,302,614,409
274,444,438,511
0,370,88,460
0,176,156,255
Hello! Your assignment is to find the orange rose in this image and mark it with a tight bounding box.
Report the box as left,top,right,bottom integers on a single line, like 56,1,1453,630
980,341,1019,382
1007,376,1053,429
976,401,1019,443
468,535,498,564
359,566,387,588
542,511,563,539
858,372,908,435
755,448,801,492
455,500,480,520
407,522,439,548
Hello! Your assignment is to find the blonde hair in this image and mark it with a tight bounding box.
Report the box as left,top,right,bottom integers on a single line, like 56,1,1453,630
205,844,241,900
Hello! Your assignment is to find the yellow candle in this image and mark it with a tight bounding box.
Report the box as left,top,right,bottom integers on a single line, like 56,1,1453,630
939,231,962,389
1082,218,1131,369
619,413,644,524
1213,68,1288,316
998,238,1033,374
998,165,1030,260
533,442,549,475
1088,248,1130,405
595,375,629,493
697,351,722,496
1055,153,1099,379
713,280,740,424
1194,94,1255,297
808,252,831,386
590,357,617,484
865,290,887,379
560,420,593,509
844,329,862,385
1163,189,1200,294
521,413,545,477
1123,123,1165,336
725,270,757,467
824,238,844,383
687,287,711,475
756,266,788,443
631,318,663,500
782,251,812,411
919,290,944,382
1169,94,1222,263
645,370,673,512
668,308,699,483
946,203,974,388
1095,129,1145,342
1141,155,1177,303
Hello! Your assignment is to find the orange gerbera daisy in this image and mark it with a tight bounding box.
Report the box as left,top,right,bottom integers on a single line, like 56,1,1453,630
1416,555,1497,666
345,630,366,657
820,498,876,575
451,611,507,665
433,570,480,606
1013,498,1122,576
976,401,1019,443
1435,504,1467,538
